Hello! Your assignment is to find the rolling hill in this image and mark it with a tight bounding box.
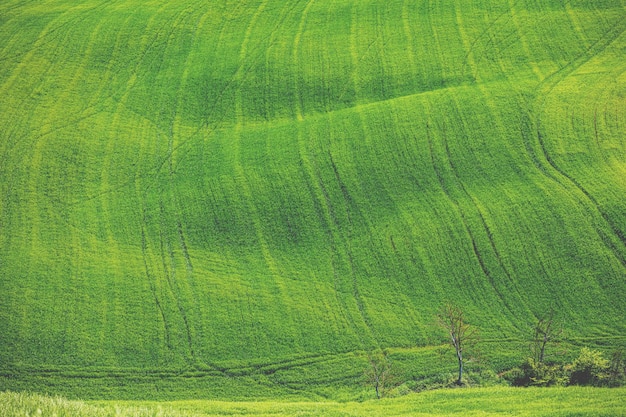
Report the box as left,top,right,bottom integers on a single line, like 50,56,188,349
1,0,625,400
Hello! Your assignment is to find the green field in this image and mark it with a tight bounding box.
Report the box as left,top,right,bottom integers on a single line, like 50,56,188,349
3,388,626,416
1,0,625,404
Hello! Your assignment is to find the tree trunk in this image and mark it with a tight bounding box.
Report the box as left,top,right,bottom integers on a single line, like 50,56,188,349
457,351,463,385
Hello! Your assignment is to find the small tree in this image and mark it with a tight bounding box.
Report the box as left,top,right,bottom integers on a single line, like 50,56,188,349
437,303,478,385
530,310,562,364
513,311,567,387
364,351,393,399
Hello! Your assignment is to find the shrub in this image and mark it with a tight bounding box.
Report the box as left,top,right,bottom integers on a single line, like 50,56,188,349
569,348,609,386
501,367,528,386
608,349,626,387
506,358,568,387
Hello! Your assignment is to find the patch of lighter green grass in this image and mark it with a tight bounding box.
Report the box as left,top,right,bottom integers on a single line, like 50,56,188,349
3,387,625,417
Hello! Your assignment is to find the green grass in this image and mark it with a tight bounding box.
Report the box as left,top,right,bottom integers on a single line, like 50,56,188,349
2,388,626,416
0,0,625,402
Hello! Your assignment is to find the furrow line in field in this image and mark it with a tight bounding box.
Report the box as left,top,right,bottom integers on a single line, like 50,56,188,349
326,146,379,346
453,2,480,83
335,0,384,106
293,0,315,120
292,4,367,340
424,121,494,308
356,101,444,334
295,135,362,347
263,0,309,122
312,153,370,347
350,102,426,337
507,0,544,81
232,0,301,348
533,18,626,262
1,3,155,184
445,4,535,314
448,93,530,323
158,203,196,365
427,0,459,86
155,1,209,367
105,3,194,361
373,4,389,99
160,1,302,178
130,4,205,361
171,3,221,142
0,0,115,88
311,1,380,346
348,0,360,101
426,9,515,310
564,1,590,48
141,222,173,352
400,0,418,86
459,0,519,79
0,3,109,167
177,220,193,274
276,0,368,347
100,4,175,236
161,210,197,360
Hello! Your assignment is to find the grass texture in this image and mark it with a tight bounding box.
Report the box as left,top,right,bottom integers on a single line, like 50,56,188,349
0,0,625,400
2,388,626,416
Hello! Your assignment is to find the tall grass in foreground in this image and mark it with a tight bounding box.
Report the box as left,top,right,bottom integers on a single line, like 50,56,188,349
2,388,626,417
0,391,197,417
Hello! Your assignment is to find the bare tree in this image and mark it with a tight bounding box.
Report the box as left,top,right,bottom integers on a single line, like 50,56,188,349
531,310,562,364
438,303,478,385
365,351,393,399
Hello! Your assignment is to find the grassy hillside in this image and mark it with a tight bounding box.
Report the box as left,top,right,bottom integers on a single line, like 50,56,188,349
1,0,625,399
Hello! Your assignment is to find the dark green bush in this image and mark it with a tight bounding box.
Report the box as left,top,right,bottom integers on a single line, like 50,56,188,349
506,358,568,387
569,348,609,386
607,349,626,387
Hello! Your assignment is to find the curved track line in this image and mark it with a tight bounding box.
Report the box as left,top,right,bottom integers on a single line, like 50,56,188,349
350,102,427,335
400,0,419,86
232,0,303,353
291,58,375,347
533,17,626,264
507,0,544,81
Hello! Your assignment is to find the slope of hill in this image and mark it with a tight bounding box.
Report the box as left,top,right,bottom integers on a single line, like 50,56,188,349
1,0,625,399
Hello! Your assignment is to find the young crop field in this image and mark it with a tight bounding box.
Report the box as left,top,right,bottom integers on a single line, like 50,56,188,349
0,0,625,404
